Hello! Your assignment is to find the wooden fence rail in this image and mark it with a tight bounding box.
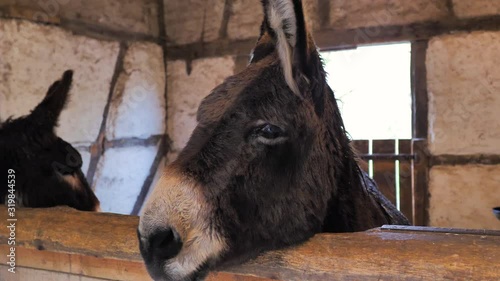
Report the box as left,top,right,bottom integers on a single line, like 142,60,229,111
0,207,499,280
352,139,427,225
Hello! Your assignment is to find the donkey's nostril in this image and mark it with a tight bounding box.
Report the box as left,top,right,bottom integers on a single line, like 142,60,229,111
149,227,183,261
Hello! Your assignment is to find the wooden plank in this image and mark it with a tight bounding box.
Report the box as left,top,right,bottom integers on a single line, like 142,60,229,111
399,139,413,225
0,265,108,281
0,207,142,260
0,207,499,280
411,40,428,139
0,207,149,281
430,154,500,166
164,16,500,60
360,154,413,161
0,246,149,281
352,140,369,172
413,139,429,226
207,272,275,281
398,139,412,155
411,41,430,226
381,225,500,236
316,16,500,51
220,229,500,281
372,140,396,205
352,140,368,154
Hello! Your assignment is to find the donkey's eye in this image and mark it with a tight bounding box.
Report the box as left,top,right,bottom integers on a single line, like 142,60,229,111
260,124,283,139
254,124,287,145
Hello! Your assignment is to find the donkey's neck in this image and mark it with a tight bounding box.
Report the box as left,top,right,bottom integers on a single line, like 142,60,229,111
322,154,392,232
320,87,407,232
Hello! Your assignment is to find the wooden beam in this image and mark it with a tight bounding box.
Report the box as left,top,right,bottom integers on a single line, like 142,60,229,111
399,140,414,224
430,154,500,166
316,15,500,51
1,207,499,280
164,15,500,61
411,40,429,139
381,225,500,236
410,40,430,227
166,38,256,61
358,153,415,161
412,139,430,226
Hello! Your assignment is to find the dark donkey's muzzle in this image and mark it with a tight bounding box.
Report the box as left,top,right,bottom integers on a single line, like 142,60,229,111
138,227,183,280
137,168,227,280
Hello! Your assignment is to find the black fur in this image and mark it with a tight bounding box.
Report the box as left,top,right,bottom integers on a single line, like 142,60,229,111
0,70,100,211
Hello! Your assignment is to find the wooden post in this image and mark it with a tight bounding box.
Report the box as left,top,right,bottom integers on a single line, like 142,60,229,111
411,40,430,226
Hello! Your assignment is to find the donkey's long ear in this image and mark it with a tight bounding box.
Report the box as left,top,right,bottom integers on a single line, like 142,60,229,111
31,70,73,129
253,0,315,96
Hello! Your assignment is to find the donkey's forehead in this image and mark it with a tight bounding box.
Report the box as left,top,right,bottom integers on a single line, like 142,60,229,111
197,55,281,125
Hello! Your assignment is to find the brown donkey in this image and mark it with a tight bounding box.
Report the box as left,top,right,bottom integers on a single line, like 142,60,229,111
1,71,100,211
139,1,409,280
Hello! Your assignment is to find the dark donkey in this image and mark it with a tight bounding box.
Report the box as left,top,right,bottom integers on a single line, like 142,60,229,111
139,0,409,280
0,70,100,211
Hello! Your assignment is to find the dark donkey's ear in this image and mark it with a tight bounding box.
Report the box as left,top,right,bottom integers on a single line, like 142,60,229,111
253,0,318,96
30,70,73,130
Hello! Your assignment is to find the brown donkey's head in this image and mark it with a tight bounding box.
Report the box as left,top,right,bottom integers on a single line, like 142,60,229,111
0,70,100,211
139,1,407,280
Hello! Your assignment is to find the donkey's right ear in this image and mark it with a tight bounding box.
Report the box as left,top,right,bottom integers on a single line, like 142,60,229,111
31,70,73,129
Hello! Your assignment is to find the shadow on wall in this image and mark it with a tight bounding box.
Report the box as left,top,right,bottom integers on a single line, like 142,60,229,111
493,207,500,221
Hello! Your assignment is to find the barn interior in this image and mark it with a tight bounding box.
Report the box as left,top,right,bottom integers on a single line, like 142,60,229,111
0,0,499,280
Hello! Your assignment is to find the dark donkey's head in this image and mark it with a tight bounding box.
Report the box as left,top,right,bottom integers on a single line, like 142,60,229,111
139,1,408,280
0,70,100,211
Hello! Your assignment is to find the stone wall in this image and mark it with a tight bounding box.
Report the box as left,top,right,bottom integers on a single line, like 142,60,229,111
0,0,166,215
427,30,500,229
1,1,499,227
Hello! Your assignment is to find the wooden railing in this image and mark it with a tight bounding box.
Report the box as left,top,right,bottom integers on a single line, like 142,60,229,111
353,139,429,225
1,207,499,280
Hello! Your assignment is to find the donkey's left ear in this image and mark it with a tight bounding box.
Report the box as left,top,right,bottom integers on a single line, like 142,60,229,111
260,0,315,96
30,70,73,130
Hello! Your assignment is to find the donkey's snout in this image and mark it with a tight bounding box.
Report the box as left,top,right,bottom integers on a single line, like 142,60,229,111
139,227,183,265
138,169,228,280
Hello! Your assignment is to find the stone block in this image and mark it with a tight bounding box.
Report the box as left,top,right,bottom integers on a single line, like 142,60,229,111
329,0,449,30
227,0,263,41
106,42,166,140
429,165,500,230
167,57,235,153
427,31,500,155
452,0,500,19
93,145,159,214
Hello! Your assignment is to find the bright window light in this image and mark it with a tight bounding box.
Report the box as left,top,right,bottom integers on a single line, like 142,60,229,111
321,43,412,140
